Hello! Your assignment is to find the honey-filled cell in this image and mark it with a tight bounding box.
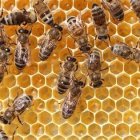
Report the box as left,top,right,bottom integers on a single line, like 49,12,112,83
0,0,140,140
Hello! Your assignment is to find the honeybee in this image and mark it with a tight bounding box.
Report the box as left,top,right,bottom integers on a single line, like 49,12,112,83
0,129,8,140
33,0,63,60
14,27,31,70
102,0,124,22
57,54,78,94
0,47,11,83
38,27,62,61
110,42,133,60
87,49,106,88
91,4,109,41
130,0,140,20
62,78,85,119
67,15,91,54
0,94,33,125
0,9,37,25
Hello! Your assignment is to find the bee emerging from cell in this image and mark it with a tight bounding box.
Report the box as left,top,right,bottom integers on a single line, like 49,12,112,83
14,27,31,70
62,77,85,119
67,15,91,54
33,0,63,61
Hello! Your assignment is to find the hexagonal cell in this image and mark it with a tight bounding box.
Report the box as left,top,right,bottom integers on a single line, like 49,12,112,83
95,40,108,50
60,0,73,10
39,136,51,140
29,35,37,50
88,99,101,113
110,60,123,74
124,136,136,140
74,123,87,137
46,74,58,88
53,10,66,24
14,136,23,140
53,61,61,74
131,98,140,112
32,74,45,88
52,135,65,140
110,136,121,140
124,111,137,124
17,74,30,88
130,123,140,137
39,86,52,100
124,61,137,74
32,22,44,37
95,111,108,125
88,123,101,137
33,99,45,112
16,0,29,9
102,99,115,112
46,99,59,113
116,123,129,137
132,23,140,37
81,10,92,24
24,110,37,124
74,0,87,11
81,111,94,125
110,35,123,46
117,74,130,87
95,87,109,100
2,0,15,10
117,99,129,112
60,123,72,137
102,124,115,137
96,136,108,140
38,111,52,124
47,0,58,10
131,73,140,87
24,135,36,140
108,22,116,36
10,86,23,99
0,86,9,100
124,11,137,24
125,35,138,47
110,86,123,100
109,111,122,125
124,86,137,100
45,123,58,136
3,74,16,88
104,73,116,87
67,113,80,124
39,61,52,75
81,136,93,140
31,48,40,63
117,22,131,37
25,86,38,98
24,62,38,75
53,111,65,125
67,136,79,140
82,86,94,100
17,123,30,136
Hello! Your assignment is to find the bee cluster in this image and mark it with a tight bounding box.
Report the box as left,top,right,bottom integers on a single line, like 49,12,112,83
0,0,139,139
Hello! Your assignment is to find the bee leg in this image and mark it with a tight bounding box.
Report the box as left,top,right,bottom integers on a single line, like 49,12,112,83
75,62,78,71
0,8,3,18
95,35,98,40
17,115,23,125
100,66,109,71
12,126,18,140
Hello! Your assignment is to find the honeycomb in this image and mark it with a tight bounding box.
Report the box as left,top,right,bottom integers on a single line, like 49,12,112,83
0,0,140,139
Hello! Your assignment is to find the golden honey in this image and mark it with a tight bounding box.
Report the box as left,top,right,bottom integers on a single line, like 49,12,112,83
0,0,140,139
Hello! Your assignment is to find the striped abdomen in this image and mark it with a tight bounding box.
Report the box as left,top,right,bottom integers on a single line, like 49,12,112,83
92,4,106,26
0,129,8,140
1,12,27,25
131,0,140,18
39,39,56,61
110,2,124,21
14,47,29,70
57,74,71,94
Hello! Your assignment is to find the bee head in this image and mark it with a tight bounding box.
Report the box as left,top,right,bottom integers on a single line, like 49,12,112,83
92,3,98,8
98,35,108,40
93,81,103,88
53,24,63,31
28,95,33,101
66,56,76,62
78,81,85,88
0,116,8,124
18,28,30,34
5,48,10,53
